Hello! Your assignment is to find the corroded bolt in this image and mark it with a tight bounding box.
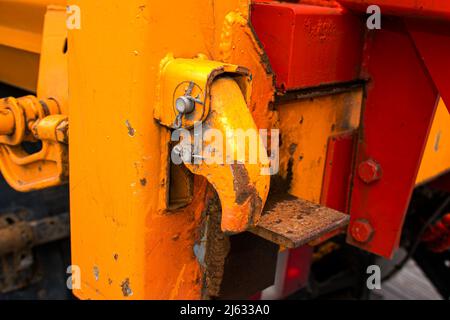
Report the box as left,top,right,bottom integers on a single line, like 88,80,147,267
358,159,381,184
350,219,374,243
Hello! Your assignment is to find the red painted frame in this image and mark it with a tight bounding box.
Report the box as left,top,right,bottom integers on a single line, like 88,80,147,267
321,131,356,212
339,0,450,21
252,0,450,258
251,2,364,90
337,0,450,257
347,19,439,258
407,19,450,111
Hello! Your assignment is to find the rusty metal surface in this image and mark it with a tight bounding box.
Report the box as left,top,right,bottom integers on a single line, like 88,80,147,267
251,193,350,248
0,212,69,256
0,211,69,293
29,213,69,246
0,248,34,294
0,218,33,256
0,210,69,294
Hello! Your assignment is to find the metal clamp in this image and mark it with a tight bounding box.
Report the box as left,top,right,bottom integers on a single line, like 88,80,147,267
0,96,68,192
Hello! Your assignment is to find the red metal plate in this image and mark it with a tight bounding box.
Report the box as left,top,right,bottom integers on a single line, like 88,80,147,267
338,0,450,21
348,19,439,258
282,246,313,297
321,131,356,212
251,2,364,90
407,19,450,113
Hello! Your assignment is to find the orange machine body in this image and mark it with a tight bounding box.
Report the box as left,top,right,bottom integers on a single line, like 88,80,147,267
0,0,449,300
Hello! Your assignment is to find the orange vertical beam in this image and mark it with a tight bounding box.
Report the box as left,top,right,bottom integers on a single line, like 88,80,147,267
68,0,259,300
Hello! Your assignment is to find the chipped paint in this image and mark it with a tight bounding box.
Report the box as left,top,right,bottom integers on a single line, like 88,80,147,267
125,120,135,137
434,130,442,152
69,0,274,300
169,264,187,299
93,265,100,281
121,278,133,297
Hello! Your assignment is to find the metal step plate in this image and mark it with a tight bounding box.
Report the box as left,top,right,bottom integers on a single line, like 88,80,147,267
250,193,350,248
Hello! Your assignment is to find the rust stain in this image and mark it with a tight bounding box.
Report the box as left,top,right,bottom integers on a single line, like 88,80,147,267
203,192,230,298
93,266,100,281
120,278,133,297
231,164,263,225
125,120,135,137
252,193,350,248
289,143,298,155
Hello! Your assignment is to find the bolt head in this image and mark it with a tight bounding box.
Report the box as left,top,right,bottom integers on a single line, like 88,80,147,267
351,219,374,243
175,96,194,114
358,159,381,184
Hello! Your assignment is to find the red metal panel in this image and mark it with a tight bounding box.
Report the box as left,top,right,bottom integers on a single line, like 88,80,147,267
253,0,340,7
251,246,312,300
321,131,356,212
307,131,356,247
282,246,313,297
348,20,439,258
251,2,364,90
339,0,450,21
407,19,450,113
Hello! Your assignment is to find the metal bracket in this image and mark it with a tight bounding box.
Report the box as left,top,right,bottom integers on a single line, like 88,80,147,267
0,96,68,192
154,54,251,129
154,56,270,234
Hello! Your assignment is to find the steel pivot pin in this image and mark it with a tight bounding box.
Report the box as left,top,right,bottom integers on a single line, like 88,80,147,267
175,96,195,114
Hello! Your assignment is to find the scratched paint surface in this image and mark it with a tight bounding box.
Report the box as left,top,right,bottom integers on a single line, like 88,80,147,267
277,89,362,203
68,0,273,299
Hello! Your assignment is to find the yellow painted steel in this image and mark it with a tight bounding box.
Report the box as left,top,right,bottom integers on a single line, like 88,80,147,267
0,3,68,193
37,4,68,114
277,94,450,204
182,77,270,233
68,0,272,300
0,45,40,92
154,55,251,129
0,96,68,192
0,108,14,135
278,89,363,203
0,0,66,91
417,99,450,184
154,55,269,233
